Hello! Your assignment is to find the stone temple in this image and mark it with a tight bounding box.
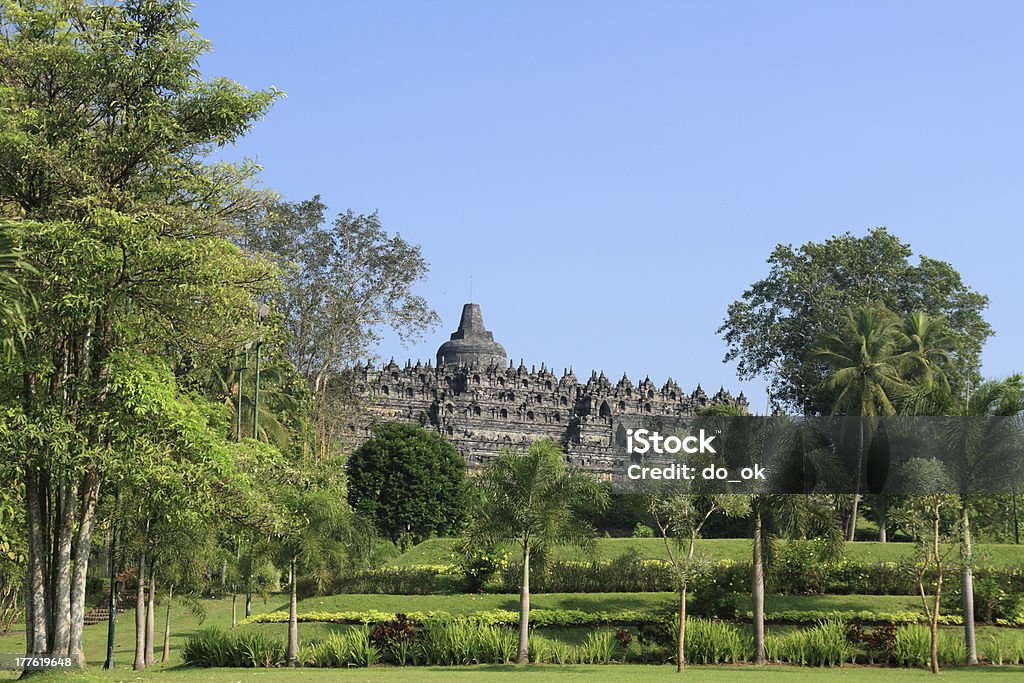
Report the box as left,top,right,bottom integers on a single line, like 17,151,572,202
344,303,747,474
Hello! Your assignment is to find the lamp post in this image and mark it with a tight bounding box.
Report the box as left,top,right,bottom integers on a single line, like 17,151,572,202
252,303,270,441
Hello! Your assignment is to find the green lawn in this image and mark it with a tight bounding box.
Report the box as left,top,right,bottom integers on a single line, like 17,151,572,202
9,664,1024,682
3,592,1023,680
394,538,1024,567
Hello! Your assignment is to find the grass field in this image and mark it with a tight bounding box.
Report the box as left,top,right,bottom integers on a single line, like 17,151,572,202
9,664,1024,682
394,538,1024,567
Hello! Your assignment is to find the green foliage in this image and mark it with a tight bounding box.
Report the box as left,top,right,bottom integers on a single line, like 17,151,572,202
336,566,445,595
182,627,285,667
348,422,468,545
468,439,610,560
720,228,991,412
454,539,509,592
577,630,619,664
891,624,969,668
632,523,655,538
768,619,852,666
413,620,516,665
309,626,380,668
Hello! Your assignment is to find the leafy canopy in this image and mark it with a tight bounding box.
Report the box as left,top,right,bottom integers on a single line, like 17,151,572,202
719,228,990,414
347,422,468,545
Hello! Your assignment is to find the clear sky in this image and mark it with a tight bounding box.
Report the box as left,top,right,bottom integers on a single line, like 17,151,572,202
192,1,1023,411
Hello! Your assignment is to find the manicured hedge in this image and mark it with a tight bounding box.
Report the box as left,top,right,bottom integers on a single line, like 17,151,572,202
242,606,1022,627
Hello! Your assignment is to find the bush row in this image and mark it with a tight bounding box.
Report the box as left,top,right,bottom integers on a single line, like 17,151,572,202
241,606,1024,627
184,620,1024,668
348,554,1024,598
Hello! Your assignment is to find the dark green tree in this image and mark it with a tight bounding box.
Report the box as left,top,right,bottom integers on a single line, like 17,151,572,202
719,228,991,414
347,422,468,545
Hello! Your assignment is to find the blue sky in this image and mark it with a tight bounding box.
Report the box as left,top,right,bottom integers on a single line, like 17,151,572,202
193,1,1023,411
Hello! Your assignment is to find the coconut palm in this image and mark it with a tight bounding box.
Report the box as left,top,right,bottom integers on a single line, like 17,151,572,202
467,440,608,663
900,311,953,390
813,305,909,540
272,464,354,667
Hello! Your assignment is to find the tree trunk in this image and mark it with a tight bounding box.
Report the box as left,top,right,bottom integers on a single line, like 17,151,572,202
848,421,864,542
930,510,942,675
231,592,237,628
516,544,530,663
245,591,252,618
878,497,888,542
145,565,156,666
287,557,298,667
960,501,977,665
133,555,147,670
70,472,100,667
104,488,119,670
752,509,765,665
162,585,173,663
51,482,76,656
25,470,49,655
677,581,686,672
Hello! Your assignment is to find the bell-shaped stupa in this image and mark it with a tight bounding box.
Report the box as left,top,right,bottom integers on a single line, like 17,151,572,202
436,303,507,368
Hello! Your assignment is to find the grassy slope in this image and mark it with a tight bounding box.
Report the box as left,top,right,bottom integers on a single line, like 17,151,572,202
11,664,1024,682
395,538,1024,566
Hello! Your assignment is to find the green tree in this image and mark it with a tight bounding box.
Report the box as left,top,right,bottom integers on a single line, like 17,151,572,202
813,305,909,540
891,459,959,675
720,228,991,414
270,459,353,667
347,422,468,545
0,0,279,664
466,440,608,663
650,493,749,672
243,198,439,461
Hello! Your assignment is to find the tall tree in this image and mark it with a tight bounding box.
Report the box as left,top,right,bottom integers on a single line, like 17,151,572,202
466,440,608,663
0,0,279,664
242,198,439,460
720,228,991,414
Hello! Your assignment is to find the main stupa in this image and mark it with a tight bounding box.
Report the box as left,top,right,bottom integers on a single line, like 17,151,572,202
435,303,507,368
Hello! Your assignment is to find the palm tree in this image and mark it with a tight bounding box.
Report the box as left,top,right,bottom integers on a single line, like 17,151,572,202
813,306,909,540
273,473,353,667
898,374,1024,666
899,312,953,390
953,376,1023,666
197,357,298,448
467,440,608,663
